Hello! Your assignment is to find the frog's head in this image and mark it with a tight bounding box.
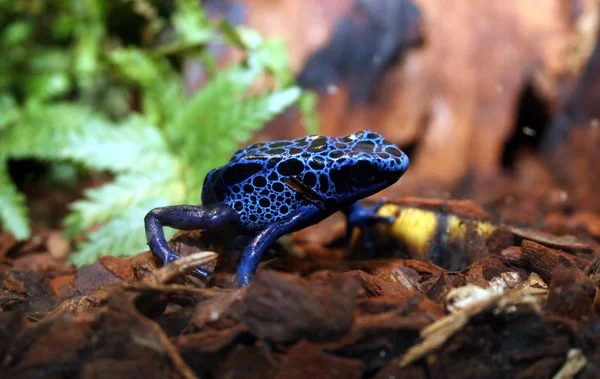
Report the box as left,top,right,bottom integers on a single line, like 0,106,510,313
325,130,409,204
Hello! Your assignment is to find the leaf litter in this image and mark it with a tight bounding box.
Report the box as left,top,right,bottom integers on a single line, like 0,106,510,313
2,195,600,378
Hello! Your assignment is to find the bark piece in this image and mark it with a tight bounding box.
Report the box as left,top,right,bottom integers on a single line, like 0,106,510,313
374,362,427,379
0,233,18,260
520,240,589,283
343,270,416,298
216,344,280,379
276,341,364,379
176,324,251,376
0,271,56,318
546,267,595,319
511,227,593,254
321,312,431,372
232,270,359,343
4,290,194,379
73,261,124,296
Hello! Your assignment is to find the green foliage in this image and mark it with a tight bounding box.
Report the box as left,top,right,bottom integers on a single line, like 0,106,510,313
0,166,30,239
299,91,321,135
0,0,320,265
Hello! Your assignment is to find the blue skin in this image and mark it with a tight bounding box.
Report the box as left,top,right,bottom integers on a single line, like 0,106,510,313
144,130,409,287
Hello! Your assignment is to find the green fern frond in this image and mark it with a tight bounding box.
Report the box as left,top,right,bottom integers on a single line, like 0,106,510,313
235,87,301,133
60,116,175,173
109,48,185,125
176,85,301,198
65,84,302,256
1,102,90,159
250,38,294,87
0,93,20,131
0,163,30,239
63,170,184,237
167,62,299,177
0,0,317,265
109,48,173,85
172,0,213,45
298,91,320,135
202,86,301,156
63,75,301,263
68,201,175,266
2,103,173,173
168,66,258,152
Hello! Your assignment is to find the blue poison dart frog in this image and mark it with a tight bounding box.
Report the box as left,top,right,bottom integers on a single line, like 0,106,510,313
144,130,409,287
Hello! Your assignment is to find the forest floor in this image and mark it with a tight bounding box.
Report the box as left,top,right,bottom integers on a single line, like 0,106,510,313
2,181,600,378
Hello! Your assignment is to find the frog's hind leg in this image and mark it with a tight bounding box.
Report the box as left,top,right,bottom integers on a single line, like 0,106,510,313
144,204,240,276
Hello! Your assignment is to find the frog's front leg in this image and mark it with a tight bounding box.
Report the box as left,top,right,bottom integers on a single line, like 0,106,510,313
344,199,394,249
144,204,240,276
237,209,314,287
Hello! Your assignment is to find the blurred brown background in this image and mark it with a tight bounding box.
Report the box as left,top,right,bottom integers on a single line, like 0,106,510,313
202,0,600,215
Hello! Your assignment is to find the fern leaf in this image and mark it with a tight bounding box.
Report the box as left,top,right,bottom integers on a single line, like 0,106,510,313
298,91,320,135
204,86,301,156
63,170,185,237
186,87,300,197
68,201,176,266
0,93,20,131
0,163,30,239
1,102,88,159
216,86,301,153
169,64,301,195
2,103,173,173
168,66,258,154
109,48,185,125
172,0,213,45
61,115,174,173
250,38,294,87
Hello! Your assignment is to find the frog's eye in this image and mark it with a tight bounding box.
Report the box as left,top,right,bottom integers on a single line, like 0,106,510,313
351,161,375,182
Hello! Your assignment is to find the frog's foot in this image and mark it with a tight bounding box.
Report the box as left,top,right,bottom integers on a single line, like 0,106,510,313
145,204,239,278
344,199,394,249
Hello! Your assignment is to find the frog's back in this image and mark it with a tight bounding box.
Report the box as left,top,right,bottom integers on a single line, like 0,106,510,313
201,131,408,231
201,135,327,230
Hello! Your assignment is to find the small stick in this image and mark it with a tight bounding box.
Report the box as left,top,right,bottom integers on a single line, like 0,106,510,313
144,251,218,285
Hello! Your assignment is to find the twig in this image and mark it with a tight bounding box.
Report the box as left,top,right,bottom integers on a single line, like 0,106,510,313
144,251,218,285
122,282,229,298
